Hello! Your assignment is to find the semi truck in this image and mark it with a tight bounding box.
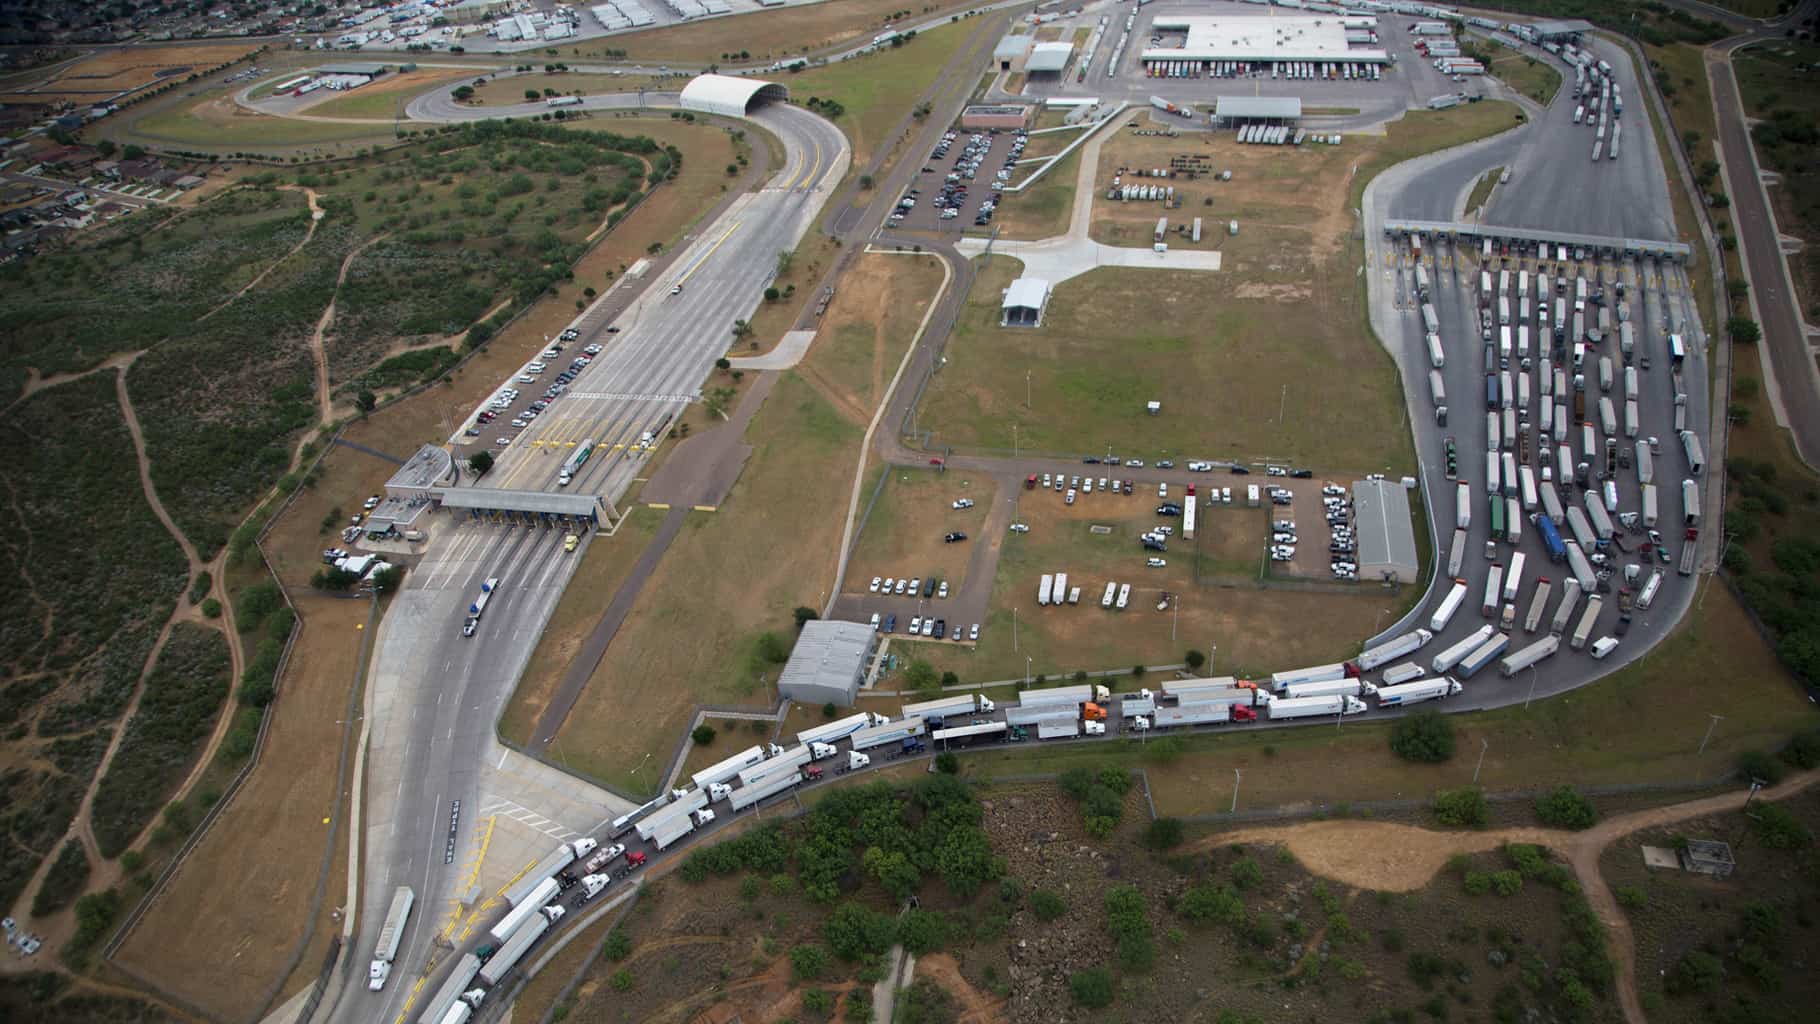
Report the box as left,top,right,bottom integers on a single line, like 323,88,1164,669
369,886,416,990
1152,702,1257,728
849,717,927,752
489,877,559,943
1678,528,1700,577
797,711,888,747
1524,578,1554,633
1455,633,1512,679
1433,625,1496,673
1430,579,1469,631
900,693,996,722
1355,629,1434,672
1537,515,1567,564
1375,676,1462,707
1279,677,1374,700
692,745,768,790
501,838,596,910
1540,481,1565,525
1499,635,1559,676
415,953,482,1024
1265,694,1367,720
729,768,804,812
636,788,708,844
1427,332,1446,368
1565,506,1596,550
479,905,565,986
1019,683,1111,709
1570,595,1605,650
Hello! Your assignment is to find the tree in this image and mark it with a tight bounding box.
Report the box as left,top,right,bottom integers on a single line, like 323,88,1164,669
96,139,116,157
1738,748,1787,785
756,630,790,662
935,752,959,774
940,671,958,686
356,389,377,413
822,701,838,719
731,318,753,339
824,901,896,960
776,248,794,276
468,450,494,476
602,927,633,961
1142,817,1184,850
789,943,830,980
1069,967,1114,1008
371,565,405,594
1751,803,1812,849
716,357,732,372
794,606,820,630
1728,316,1762,344
862,846,920,899
1184,649,1206,670
1432,786,1489,827
1534,785,1598,829
1389,710,1456,763
526,88,542,100
452,85,474,101
764,286,780,302
310,567,360,591
692,724,717,745
122,143,146,160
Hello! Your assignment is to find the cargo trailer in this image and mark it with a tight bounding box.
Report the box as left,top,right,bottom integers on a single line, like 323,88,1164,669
797,712,887,747
479,910,555,986
1430,369,1447,405
1036,715,1081,739
1636,445,1654,485
1355,629,1434,672
1549,578,1583,636
1540,482,1564,525
1565,506,1596,549
1482,564,1504,617
1279,677,1372,700
1448,527,1469,577
692,745,767,791
489,877,558,943
1565,543,1597,592
1152,702,1249,728
416,954,482,1024
1584,490,1614,540
1374,677,1463,707
1268,663,1355,691
1679,430,1704,474
1506,497,1522,545
637,789,707,842
1265,694,1367,720
1499,635,1560,676
1519,466,1538,511
737,744,813,788
1523,578,1554,632
1381,663,1428,686
1430,579,1469,631
1427,332,1446,369
849,717,927,751
1504,553,1526,603
1570,595,1604,650
729,768,802,811
1502,452,1519,497
1455,633,1512,679
1636,569,1664,610
1682,479,1700,525
1642,484,1659,528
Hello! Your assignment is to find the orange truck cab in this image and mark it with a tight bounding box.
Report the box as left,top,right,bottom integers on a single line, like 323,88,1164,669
1083,702,1108,720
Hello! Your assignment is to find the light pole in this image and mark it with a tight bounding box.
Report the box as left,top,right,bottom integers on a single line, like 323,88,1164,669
1697,713,1725,755
632,751,653,795
1012,423,1018,460
1230,769,1241,813
1025,369,1032,409
1523,665,1540,709
1013,606,1018,652
1025,656,1032,689
1473,737,1489,784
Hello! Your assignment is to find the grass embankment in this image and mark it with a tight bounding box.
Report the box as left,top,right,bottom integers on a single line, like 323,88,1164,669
1466,167,1503,218
121,88,400,153
994,146,1079,241
547,254,946,795
780,20,974,168
1465,38,1562,105
1733,40,1820,318
1639,39,1728,338
957,582,1814,817
580,0,977,62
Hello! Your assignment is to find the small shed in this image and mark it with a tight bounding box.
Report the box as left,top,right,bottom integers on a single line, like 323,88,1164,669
778,620,877,708
1001,277,1050,328
1680,839,1735,878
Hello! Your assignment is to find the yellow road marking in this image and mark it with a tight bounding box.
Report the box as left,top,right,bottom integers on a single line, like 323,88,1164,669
677,219,742,287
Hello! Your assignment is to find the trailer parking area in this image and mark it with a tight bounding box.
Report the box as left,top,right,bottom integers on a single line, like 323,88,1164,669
841,468,1002,617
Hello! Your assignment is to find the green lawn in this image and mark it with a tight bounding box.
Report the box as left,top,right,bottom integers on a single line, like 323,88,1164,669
779,19,971,165
1466,167,1502,216
994,147,1079,240
127,101,398,151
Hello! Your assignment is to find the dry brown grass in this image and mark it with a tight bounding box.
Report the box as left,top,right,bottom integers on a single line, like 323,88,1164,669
579,0,977,62
464,72,673,107
845,469,998,593
111,594,364,1022
0,44,257,105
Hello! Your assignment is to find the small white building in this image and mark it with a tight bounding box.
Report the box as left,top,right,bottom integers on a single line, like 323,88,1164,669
1001,277,1050,327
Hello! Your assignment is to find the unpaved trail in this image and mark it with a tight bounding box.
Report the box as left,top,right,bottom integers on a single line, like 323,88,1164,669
6,351,139,415
197,186,325,323
1198,770,1820,1024
310,231,391,425
912,952,1007,1024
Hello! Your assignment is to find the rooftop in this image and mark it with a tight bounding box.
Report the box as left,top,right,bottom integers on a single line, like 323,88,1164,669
1214,96,1303,120
778,620,876,703
1352,478,1417,578
1026,41,1075,73
1144,14,1389,64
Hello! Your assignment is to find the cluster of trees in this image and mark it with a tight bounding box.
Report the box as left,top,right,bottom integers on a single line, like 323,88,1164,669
1057,764,1133,838
1723,457,1820,686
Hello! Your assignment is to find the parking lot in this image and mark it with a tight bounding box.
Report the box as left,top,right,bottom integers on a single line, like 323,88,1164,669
888,126,1027,233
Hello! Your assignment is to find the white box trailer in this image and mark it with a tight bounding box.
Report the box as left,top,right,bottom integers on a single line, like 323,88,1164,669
1583,490,1614,540
501,839,594,909
849,717,927,751
1036,715,1081,739
1101,581,1117,608
1355,628,1434,671
1020,683,1107,709
1427,332,1446,368
1499,325,1512,363
1375,676,1462,707
729,768,802,811
932,721,1007,744
1570,595,1605,650
1280,677,1372,699
1623,399,1639,438
737,744,813,788
797,712,886,747
1482,564,1504,617
1540,481,1564,524
1456,482,1472,530
1682,479,1700,525
1501,452,1518,497
1523,577,1553,633
1430,579,1469,631
1432,625,1496,673
1266,694,1366,720
1636,443,1655,485
693,745,767,790
480,910,555,986
1489,412,1502,453
1565,506,1596,550
1192,217,1203,242
900,693,990,722
488,877,558,943
1519,466,1538,512
1565,543,1597,592
1598,396,1617,436
1119,691,1156,717
1623,365,1638,400
1381,663,1427,686
1504,552,1526,603
1637,568,1665,610
1153,702,1241,727
1430,369,1447,405
1500,635,1560,676
1039,574,1054,606
1456,633,1511,679
1448,527,1469,577
649,814,696,851
1506,496,1522,546
637,788,708,842
416,954,482,1024
1268,663,1352,691
1549,577,1583,635
1680,430,1705,474
1642,484,1659,528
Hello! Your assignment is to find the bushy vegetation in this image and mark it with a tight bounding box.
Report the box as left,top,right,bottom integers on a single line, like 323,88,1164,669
1723,457,1820,689
1057,764,1133,838
30,841,90,917
0,970,171,1023
1474,0,1726,46
1533,785,1599,830
1432,786,1490,827
1389,710,1455,763
89,624,232,857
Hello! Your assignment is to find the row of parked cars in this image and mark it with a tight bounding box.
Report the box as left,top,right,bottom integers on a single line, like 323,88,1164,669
471,330,606,444
874,612,979,643
1320,484,1359,579
869,575,950,600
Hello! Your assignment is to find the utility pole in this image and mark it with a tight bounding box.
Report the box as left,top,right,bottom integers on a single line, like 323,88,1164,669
1025,369,1032,409
1278,384,1287,424
1473,737,1489,784
1230,769,1241,813
1013,606,1018,652
1697,713,1724,755
1524,665,1540,709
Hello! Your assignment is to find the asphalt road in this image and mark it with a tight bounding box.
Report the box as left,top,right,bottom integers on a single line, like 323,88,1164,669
1709,26,1820,467
403,85,848,505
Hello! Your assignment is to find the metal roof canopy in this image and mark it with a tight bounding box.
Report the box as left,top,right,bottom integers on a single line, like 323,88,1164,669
994,32,1033,61
436,487,603,517
1026,42,1074,73
1384,219,1691,259
1526,19,1595,39
1214,96,1303,120
777,620,875,705
1352,479,1417,580
316,62,390,75
388,444,456,492
678,73,788,117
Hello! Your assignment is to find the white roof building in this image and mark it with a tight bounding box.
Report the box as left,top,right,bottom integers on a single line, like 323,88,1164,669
1025,41,1074,73
1002,277,1050,327
1142,16,1389,66
678,73,789,117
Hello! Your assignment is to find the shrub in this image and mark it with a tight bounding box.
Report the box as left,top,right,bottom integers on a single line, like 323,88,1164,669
1143,817,1185,850
1230,857,1263,890
1390,710,1455,763
1029,889,1067,921
1534,786,1598,830
609,968,634,992
1432,786,1489,827
1069,967,1114,1008
934,752,959,774
1664,950,1722,994
30,841,89,916
1615,886,1647,910
790,943,830,980
1737,749,1787,785
692,724,716,745
200,597,222,618
1751,803,1812,850
603,927,632,961
1490,870,1523,897
1463,871,1491,895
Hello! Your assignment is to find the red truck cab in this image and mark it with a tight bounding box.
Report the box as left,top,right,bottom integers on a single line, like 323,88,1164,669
1232,705,1258,722
1025,474,1037,490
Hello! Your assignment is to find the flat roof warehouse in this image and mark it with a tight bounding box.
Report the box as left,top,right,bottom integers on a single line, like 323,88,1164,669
1142,15,1390,66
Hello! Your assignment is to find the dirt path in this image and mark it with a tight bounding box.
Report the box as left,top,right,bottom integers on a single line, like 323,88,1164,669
5,351,139,416
911,952,1007,1023
1197,770,1820,1024
196,186,325,324
309,230,391,425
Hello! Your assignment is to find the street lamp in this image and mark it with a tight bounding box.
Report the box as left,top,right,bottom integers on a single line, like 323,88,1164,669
1473,737,1489,784
1230,769,1242,813
1523,665,1540,709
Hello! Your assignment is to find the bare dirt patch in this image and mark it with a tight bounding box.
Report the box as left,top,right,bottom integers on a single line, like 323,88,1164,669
845,469,998,595
582,0,977,62
0,44,256,104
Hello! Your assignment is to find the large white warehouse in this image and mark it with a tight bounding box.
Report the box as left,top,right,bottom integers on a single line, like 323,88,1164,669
678,73,789,117
1141,15,1389,70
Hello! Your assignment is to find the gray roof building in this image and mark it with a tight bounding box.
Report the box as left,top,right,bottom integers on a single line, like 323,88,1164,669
1214,96,1302,122
778,620,877,708
1001,277,1050,327
1025,42,1074,74
1527,19,1595,41
1352,478,1418,584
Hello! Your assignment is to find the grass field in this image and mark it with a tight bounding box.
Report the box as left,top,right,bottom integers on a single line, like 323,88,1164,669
994,146,1079,240
576,0,977,61
295,68,471,120
1469,41,1563,106
464,71,670,106
120,88,400,153
845,469,998,594
1466,167,1502,217
1638,41,1726,334
0,43,256,105
773,19,972,167
547,254,943,794
954,582,1815,817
